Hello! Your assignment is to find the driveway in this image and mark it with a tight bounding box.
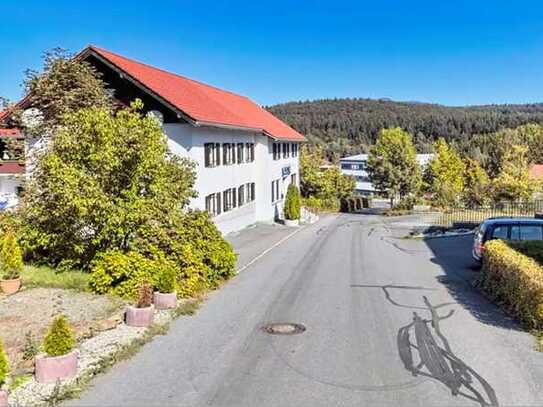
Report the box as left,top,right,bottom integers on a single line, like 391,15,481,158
68,214,543,406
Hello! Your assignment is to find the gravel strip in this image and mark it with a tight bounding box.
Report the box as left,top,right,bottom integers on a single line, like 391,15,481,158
7,302,191,406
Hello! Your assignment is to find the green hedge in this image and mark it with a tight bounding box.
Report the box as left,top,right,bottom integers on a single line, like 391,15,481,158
509,240,543,265
478,240,543,330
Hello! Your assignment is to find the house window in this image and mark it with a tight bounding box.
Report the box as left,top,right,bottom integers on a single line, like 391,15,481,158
272,143,280,160
282,143,287,159
222,143,233,165
291,173,296,186
204,143,221,167
232,187,237,208
238,185,245,206
223,189,233,212
246,143,255,162
237,143,244,164
292,143,298,157
205,193,222,216
245,182,255,202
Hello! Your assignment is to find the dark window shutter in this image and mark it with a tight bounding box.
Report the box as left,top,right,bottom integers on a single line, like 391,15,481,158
204,144,211,167
215,143,221,166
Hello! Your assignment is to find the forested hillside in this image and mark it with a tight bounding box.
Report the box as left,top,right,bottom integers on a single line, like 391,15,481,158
267,98,543,158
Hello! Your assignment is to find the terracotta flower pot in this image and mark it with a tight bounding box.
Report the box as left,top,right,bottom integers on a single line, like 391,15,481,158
153,292,177,310
284,219,299,227
0,277,21,295
35,350,78,383
125,305,154,327
0,390,7,407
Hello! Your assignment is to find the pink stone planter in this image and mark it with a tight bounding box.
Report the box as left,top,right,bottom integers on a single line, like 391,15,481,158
125,305,154,327
0,277,21,295
153,292,177,310
35,351,78,383
0,390,7,407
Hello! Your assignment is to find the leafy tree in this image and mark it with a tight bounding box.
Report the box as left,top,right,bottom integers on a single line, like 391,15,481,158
366,127,420,205
424,138,465,207
17,48,111,134
517,123,543,165
463,158,490,207
492,144,534,202
43,315,75,357
299,145,354,205
20,101,196,269
284,184,301,220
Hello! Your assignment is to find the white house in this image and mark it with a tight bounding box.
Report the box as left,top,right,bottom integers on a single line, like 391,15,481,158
339,153,433,195
0,46,305,235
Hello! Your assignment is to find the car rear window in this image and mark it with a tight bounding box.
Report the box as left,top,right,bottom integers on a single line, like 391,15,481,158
520,225,543,241
491,225,509,239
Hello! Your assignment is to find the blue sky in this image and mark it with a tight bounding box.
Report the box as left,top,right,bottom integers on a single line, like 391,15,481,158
1,0,543,106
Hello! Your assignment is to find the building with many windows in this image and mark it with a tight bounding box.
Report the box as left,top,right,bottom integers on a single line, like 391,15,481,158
339,153,433,195
0,46,305,234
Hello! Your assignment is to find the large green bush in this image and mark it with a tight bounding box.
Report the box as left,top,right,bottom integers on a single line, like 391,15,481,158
20,102,196,269
90,211,237,299
43,315,76,357
0,339,8,386
0,229,23,280
134,210,237,294
284,184,301,220
477,240,543,330
88,250,155,299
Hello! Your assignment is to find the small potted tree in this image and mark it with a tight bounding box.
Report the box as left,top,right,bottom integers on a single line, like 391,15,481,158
35,315,78,383
283,184,301,227
153,262,178,310
125,280,154,327
0,339,8,407
0,230,23,295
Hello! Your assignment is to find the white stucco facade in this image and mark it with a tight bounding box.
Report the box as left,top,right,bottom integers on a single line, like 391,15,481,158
164,123,300,234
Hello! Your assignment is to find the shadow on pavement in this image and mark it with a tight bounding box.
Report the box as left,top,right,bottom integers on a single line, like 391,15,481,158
423,235,520,331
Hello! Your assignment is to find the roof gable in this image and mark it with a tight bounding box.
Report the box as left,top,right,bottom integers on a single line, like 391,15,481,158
86,46,304,141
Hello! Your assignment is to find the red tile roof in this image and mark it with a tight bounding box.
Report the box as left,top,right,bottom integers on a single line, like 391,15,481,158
87,46,305,141
529,164,543,178
0,161,25,174
0,128,23,138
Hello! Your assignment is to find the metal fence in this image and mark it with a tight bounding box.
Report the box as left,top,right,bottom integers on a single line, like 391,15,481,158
430,200,543,228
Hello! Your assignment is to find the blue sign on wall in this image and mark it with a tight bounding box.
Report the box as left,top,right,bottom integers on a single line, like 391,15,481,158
282,166,291,177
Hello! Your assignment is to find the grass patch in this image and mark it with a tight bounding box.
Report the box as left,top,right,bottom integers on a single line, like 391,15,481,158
9,374,32,391
21,265,89,291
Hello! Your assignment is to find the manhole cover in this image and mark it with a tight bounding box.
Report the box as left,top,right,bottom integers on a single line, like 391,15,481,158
261,322,306,335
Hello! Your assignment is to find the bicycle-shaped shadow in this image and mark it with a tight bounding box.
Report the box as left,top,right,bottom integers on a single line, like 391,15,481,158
352,284,499,406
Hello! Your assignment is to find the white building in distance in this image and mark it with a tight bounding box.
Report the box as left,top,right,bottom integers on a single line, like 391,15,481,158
339,153,433,195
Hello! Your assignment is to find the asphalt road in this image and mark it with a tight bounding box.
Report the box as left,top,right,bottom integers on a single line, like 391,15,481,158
70,214,543,406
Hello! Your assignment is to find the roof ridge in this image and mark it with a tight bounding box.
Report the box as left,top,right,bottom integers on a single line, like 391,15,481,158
88,45,250,100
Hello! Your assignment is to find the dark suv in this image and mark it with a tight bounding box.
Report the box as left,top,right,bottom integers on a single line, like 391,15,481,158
472,217,543,262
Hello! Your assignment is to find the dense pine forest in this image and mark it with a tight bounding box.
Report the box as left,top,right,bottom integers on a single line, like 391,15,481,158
267,98,543,158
